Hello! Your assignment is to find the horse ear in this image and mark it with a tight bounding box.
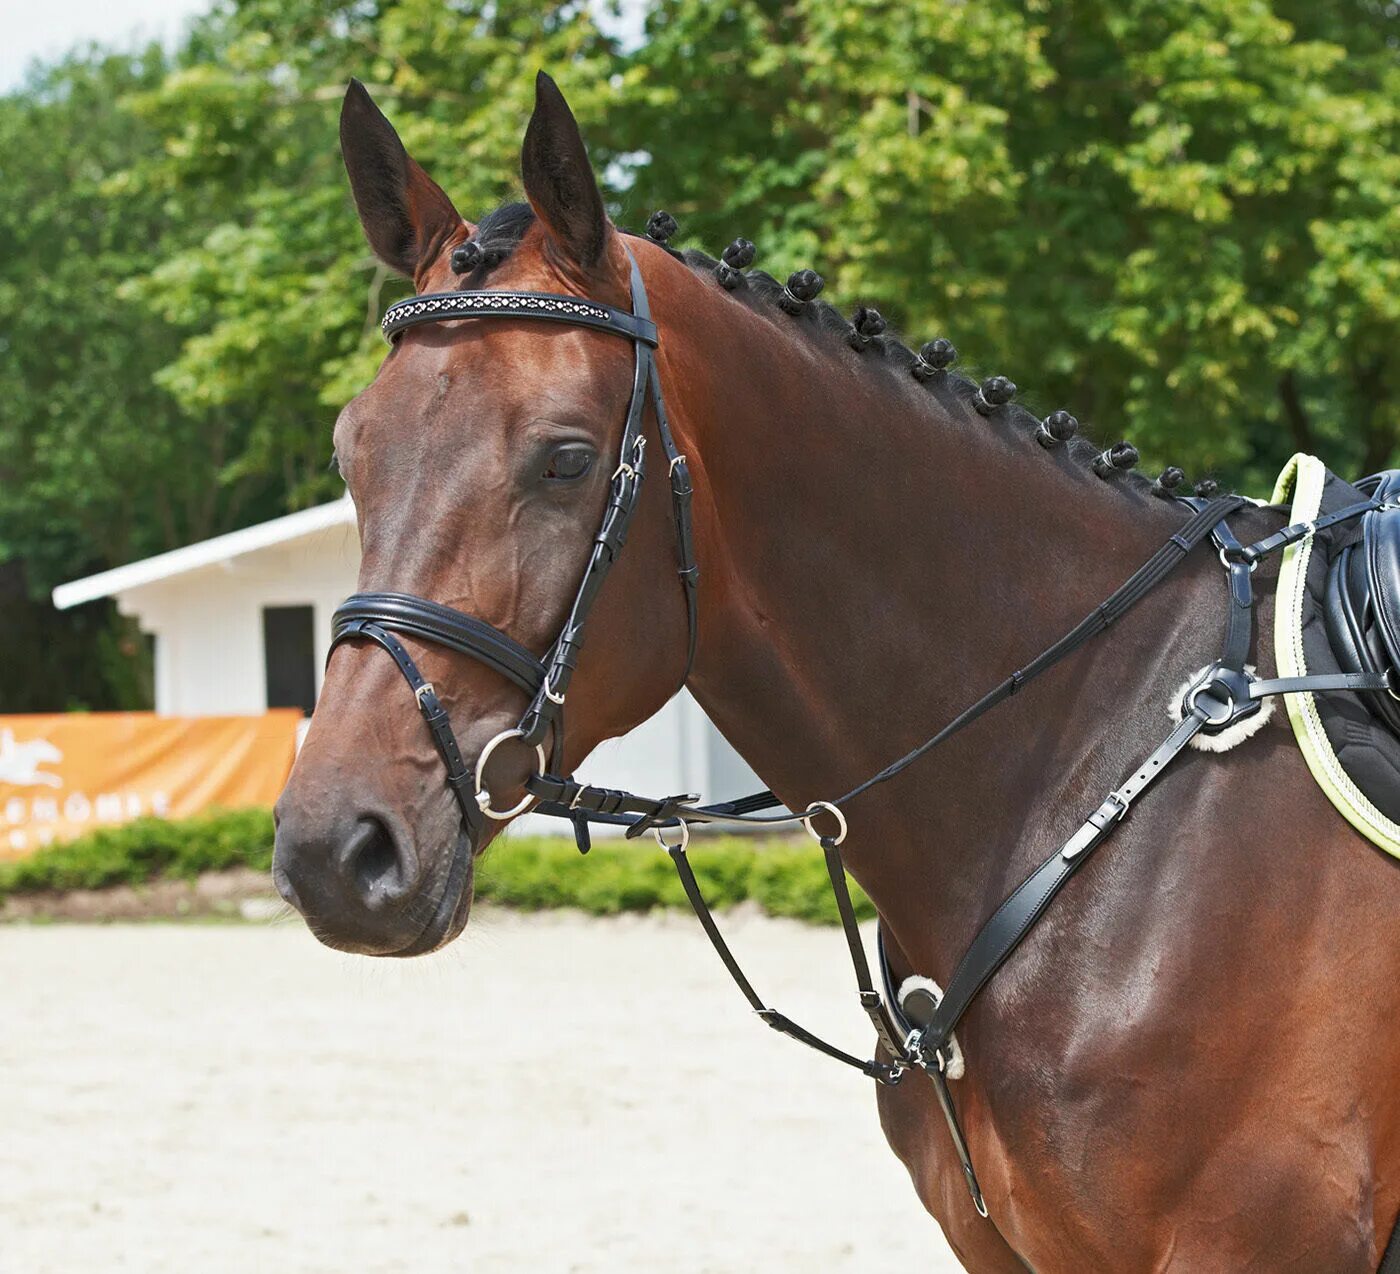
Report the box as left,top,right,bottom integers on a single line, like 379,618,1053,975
339,79,470,279
521,71,610,271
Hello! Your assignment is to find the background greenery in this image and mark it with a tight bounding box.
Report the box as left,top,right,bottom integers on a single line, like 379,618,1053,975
0,809,872,925
2,0,1395,709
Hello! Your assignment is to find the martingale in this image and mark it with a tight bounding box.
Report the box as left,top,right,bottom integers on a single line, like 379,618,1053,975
329,237,1400,1231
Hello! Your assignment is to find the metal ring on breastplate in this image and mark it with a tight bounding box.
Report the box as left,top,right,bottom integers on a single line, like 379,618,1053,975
802,800,849,846
1185,677,1236,727
653,820,690,851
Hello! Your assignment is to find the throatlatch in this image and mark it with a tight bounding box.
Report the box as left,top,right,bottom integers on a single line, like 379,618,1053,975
332,242,1400,1247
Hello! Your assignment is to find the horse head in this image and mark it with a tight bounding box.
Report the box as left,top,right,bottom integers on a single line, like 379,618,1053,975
274,76,695,956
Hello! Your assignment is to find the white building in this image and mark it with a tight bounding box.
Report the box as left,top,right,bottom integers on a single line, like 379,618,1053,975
52,495,761,834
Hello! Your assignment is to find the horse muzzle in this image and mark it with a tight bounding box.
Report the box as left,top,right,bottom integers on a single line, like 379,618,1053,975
272,801,475,957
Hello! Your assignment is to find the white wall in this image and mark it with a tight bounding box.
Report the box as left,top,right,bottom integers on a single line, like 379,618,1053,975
112,523,763,835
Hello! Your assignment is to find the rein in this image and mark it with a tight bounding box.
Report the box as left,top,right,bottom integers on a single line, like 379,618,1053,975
331,249,1400,1245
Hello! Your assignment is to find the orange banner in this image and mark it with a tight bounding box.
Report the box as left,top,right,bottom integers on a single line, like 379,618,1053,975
0,711,300,858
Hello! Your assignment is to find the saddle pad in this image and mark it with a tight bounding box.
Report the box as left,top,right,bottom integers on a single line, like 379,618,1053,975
1273,453,1400,857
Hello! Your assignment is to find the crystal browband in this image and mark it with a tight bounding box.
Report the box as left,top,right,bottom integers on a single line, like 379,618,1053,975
381,289,659,346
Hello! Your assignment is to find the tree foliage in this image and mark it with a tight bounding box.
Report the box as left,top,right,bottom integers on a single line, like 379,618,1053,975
621,0,1398,485
0,0,1395,706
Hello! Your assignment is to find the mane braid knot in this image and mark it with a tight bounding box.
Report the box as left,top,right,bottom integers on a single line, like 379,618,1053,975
715,238,756,290
1092,442,1140,477
847,305,887,352
779,269,825,315
974,376,1016,415
912,338,956,382
1194,477,1220,498
1035,410,1079,448
1152,466,1185,498
646,210,679,244
450,240,484,274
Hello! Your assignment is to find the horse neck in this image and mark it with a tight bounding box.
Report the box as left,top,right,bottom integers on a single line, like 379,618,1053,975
651,263,1200,946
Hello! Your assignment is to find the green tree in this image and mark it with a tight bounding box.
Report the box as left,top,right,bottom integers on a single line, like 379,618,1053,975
119,0,620,501
0,47,258,589
2,1,1396,709
0,2,618,707
618,0,1398,488
0,48,238,709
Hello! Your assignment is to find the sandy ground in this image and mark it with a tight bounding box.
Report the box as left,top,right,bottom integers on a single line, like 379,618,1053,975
0,910,963,1273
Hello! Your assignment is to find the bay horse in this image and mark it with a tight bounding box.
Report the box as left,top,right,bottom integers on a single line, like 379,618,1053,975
273,72,1400,1271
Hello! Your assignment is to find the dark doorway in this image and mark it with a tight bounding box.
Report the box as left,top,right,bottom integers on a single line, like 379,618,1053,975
263,606,317,716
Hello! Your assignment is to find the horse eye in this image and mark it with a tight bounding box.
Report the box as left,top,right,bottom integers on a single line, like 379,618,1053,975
543,445,594,482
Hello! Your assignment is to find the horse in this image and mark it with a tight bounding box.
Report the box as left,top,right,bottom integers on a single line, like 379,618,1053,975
273,73,1400,1271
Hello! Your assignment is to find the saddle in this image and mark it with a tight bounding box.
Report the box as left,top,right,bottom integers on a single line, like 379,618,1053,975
1323,470,1400,736
1274,455,1400,850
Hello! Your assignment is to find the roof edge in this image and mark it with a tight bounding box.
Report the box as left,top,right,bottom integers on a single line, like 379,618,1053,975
53,494,356,610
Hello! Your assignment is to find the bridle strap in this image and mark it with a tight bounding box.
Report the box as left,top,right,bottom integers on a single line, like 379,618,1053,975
651,354,699,676
515,248,659,747
382,288,658,347
523,493,1252,839
334,592,547,697
333,618,485,840
333,242,697,832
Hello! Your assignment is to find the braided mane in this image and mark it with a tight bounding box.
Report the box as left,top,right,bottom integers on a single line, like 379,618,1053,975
451,202,1174,499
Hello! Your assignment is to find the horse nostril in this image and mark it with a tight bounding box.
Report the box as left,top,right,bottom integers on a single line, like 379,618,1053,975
272,864,301,909
341,817,412,906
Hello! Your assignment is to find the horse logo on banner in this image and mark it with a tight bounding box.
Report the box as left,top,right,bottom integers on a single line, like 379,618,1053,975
0,729,64,789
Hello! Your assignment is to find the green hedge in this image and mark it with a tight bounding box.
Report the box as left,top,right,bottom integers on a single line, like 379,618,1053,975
0,808,276,895
0,810,870,925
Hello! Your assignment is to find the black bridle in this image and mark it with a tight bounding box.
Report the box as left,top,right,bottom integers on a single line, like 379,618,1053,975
331,246,698,846
329,243,1400,1251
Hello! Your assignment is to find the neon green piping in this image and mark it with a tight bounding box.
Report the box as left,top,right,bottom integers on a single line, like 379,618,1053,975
1272,452,1400,857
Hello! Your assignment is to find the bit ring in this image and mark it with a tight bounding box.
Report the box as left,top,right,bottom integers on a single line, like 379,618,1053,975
474,728,546,821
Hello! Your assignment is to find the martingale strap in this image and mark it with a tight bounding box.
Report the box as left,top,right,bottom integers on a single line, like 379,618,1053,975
661,831,903,1082
888,501,1394,1216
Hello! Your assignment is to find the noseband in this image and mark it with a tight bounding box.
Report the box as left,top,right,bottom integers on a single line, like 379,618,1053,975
331,246,699,844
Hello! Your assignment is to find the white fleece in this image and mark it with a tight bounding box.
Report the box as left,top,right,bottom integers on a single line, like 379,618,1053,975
1167,664,1275,753
897,975,965,1079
